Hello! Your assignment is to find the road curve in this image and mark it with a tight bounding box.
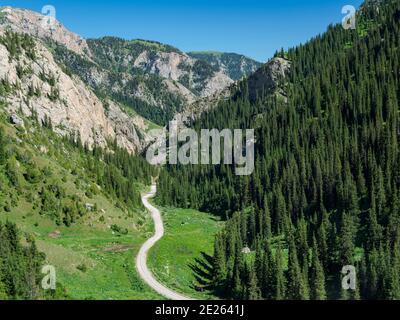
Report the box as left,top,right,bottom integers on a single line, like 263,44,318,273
136,184,193,300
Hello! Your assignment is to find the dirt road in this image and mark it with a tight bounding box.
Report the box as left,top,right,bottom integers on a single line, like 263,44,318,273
136,184,193,300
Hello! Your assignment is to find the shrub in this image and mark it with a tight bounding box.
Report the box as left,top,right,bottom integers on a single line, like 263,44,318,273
76,264,87,273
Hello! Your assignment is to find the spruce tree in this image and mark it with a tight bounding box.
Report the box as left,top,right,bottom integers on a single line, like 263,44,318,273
310,237,327,300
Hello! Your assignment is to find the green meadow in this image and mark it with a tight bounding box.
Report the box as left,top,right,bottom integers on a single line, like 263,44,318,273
148,206,223,300
0,194,163,300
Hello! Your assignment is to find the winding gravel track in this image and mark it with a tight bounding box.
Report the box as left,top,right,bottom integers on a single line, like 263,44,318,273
136,184,193,300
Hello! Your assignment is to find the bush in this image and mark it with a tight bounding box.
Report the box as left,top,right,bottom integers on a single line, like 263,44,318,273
4,203,11,212
24,166,41,183
111,224,128,235
76,264,87,273
85,190,93,198
5,158,24,188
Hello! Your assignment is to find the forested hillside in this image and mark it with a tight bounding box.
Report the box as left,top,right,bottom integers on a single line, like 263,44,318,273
158,0,400,299
0,101,158,298
0,220,44,300
0,112,155,225
50,39,188,126
0,7,248,131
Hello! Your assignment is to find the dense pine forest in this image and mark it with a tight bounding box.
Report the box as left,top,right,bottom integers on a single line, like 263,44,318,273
157,0,400,299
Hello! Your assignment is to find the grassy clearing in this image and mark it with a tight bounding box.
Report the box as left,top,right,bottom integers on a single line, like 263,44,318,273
148,206,223,300
0,198,163,300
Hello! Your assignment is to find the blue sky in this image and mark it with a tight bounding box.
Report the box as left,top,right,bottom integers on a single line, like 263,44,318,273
1,0,364,62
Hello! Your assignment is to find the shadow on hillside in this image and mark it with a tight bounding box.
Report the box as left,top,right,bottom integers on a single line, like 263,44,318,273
188,252,214,291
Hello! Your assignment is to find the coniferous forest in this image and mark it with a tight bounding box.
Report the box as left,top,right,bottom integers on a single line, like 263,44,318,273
157,1,400,299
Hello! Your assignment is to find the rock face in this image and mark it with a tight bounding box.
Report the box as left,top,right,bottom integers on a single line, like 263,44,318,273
132,49,233,98
0,7,239,128
173,83,234,128
247,57,290,102
0,28,150,153
83,37,234,123
9,113,24,127
174,57,291,127
0,7,90,56
105,100,151,153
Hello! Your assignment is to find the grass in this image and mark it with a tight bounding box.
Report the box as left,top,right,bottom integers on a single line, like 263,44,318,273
0,193,163,300
0,113,216,300
0,115,163,300
148,206,223,300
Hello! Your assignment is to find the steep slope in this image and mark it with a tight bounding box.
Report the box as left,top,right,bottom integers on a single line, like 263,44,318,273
0,109,160,299
173,56,289,127
80,36,233,124
245,57,290,102
0,6,90,56
0,221,62,300
0,7,258,128
87,37,232,98
188,51,262,80
0,29,153,153
158,0,400,300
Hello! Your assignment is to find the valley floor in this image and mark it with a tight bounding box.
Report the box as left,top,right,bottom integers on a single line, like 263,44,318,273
137,186,193,300
0,188,221,300
0,202,163,300
148,205,223,300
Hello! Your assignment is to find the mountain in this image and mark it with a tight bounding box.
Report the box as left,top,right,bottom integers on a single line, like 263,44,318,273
0,7,165,153
0,6,266,301
0,220,56,300
158,0,400,300
0,7,245,127
188,51,262,81
174,56,288,127
0,6,257,153
82,36,233,124
0,28,155,153
0,6,90,56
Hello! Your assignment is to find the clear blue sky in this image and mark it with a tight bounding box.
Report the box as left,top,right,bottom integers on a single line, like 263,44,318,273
1,0,364,62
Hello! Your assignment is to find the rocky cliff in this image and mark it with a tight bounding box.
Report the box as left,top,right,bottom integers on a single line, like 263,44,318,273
0,28,151,153
0,7,90,56
0,7,239,128
246,57,290,102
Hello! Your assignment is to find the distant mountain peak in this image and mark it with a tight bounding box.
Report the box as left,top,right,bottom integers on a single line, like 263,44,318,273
188,51,262,81
0,6,90,57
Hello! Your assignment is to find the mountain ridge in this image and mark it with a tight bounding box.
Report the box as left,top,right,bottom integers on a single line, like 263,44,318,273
188,51,262,81
0,6,264,153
